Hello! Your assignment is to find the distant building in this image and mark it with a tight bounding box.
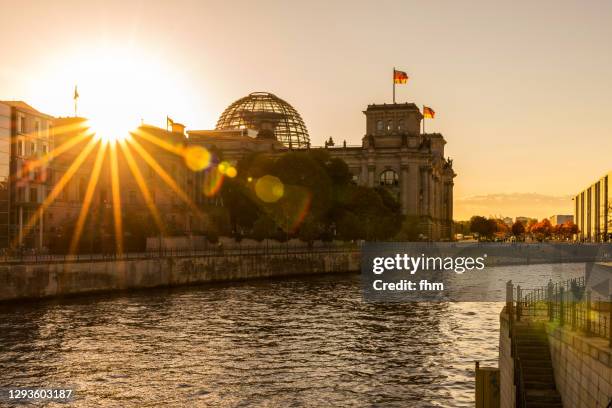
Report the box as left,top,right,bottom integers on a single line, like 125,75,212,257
549,214,573,226
0,101,53,249
502,217,513,227
575,172,611,242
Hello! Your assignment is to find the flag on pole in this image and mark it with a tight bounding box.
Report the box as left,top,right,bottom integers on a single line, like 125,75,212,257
73,86,79,101
423,106,435,118
166,116,174,131
393,69,409,84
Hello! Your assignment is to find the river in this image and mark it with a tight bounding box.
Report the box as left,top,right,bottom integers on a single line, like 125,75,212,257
0,263,585,407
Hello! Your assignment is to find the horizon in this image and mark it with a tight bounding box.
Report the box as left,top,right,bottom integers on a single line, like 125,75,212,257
1,0,611,220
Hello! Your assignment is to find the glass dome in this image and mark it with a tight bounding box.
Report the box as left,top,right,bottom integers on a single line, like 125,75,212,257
216,92,310,148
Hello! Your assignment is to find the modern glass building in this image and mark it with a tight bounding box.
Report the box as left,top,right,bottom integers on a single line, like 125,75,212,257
575,171,611,242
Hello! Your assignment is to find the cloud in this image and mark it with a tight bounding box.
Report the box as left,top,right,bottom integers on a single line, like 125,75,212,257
454,193,573,221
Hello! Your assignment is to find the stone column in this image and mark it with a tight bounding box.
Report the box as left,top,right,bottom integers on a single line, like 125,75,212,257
407,162,419,215
367,164,376,187
400,164,409,215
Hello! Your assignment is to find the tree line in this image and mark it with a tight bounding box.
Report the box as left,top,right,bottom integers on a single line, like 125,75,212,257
456,216,579,242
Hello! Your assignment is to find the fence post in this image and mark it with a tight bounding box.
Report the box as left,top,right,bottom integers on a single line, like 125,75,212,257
506,280,514,322
586,290,592,336
559,287,565,327
517,285,522,322
571,291,577,330
548,280,554,322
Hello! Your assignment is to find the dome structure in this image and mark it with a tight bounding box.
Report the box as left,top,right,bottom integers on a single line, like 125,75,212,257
216,92,310,148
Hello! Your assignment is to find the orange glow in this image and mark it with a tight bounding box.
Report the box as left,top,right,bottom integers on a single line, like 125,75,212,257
109,144,124,255
69,142,108,254
23,123,92,172
202,167,225,197
118,140,165,234
17,137,99,246
126,137,202,217
184,145,211,172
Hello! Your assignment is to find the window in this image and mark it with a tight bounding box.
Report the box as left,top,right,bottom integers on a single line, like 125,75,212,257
380,169,399,186
41,144,48,155
29,187,38,203
398,119,405,131
35,120,41,136
16,138,24,156
386,119,393,131
18,115,25,134
30,142,36,155
17,187,25,202
376,120,383,131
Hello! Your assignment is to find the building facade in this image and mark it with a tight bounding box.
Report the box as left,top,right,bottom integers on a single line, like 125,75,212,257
0,92,456,250
189,94,456,240
575,172,611,242
0,101,53,249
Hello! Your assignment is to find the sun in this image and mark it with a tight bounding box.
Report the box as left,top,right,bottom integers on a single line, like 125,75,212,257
34,44,196,138
86,111,134,144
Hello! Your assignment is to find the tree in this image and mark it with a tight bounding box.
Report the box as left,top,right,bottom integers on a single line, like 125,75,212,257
493,219,510,239
454,220,471,236
530,219,552,241
560,221,579,240
470,216,497,240
511,220,525,238
251,215,277,241
396,215,425,241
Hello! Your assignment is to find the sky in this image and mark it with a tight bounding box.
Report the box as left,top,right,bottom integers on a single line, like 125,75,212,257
0,0,610,220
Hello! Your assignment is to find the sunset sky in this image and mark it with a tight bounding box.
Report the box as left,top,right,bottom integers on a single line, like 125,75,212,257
1,0,610,220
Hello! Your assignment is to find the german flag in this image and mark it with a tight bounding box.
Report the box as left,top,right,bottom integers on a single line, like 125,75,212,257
393,69,409,84
423,106,435,119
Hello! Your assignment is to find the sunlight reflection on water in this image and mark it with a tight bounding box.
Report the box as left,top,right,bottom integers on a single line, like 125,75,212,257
0,263,584,407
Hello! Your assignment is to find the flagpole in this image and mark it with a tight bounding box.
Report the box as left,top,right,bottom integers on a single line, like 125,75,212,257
392,67,396,104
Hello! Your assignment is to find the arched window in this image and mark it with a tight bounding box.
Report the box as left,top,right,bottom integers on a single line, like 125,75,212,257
380,170,399,186
376,120,384,132
398,119,405,131
386,119,393,131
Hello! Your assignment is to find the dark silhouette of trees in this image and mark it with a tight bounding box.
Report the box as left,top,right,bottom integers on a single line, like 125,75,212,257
511,220,526,238
213,150,403,242
469,215,497,240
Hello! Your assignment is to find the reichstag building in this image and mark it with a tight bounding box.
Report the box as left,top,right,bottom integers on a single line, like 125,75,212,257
188,92,456,240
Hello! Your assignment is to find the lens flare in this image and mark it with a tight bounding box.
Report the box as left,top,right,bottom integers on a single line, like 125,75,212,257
202,167,225,197
255,175,284,203
184,145,211,172
225,166,237,178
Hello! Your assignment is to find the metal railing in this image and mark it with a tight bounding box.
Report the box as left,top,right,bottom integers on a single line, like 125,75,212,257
507,276,612,346
0,242,361,265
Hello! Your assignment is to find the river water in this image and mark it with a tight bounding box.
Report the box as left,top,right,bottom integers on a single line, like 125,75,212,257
0,264,585,407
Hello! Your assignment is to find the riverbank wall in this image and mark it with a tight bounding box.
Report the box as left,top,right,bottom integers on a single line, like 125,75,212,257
0,250,360,302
